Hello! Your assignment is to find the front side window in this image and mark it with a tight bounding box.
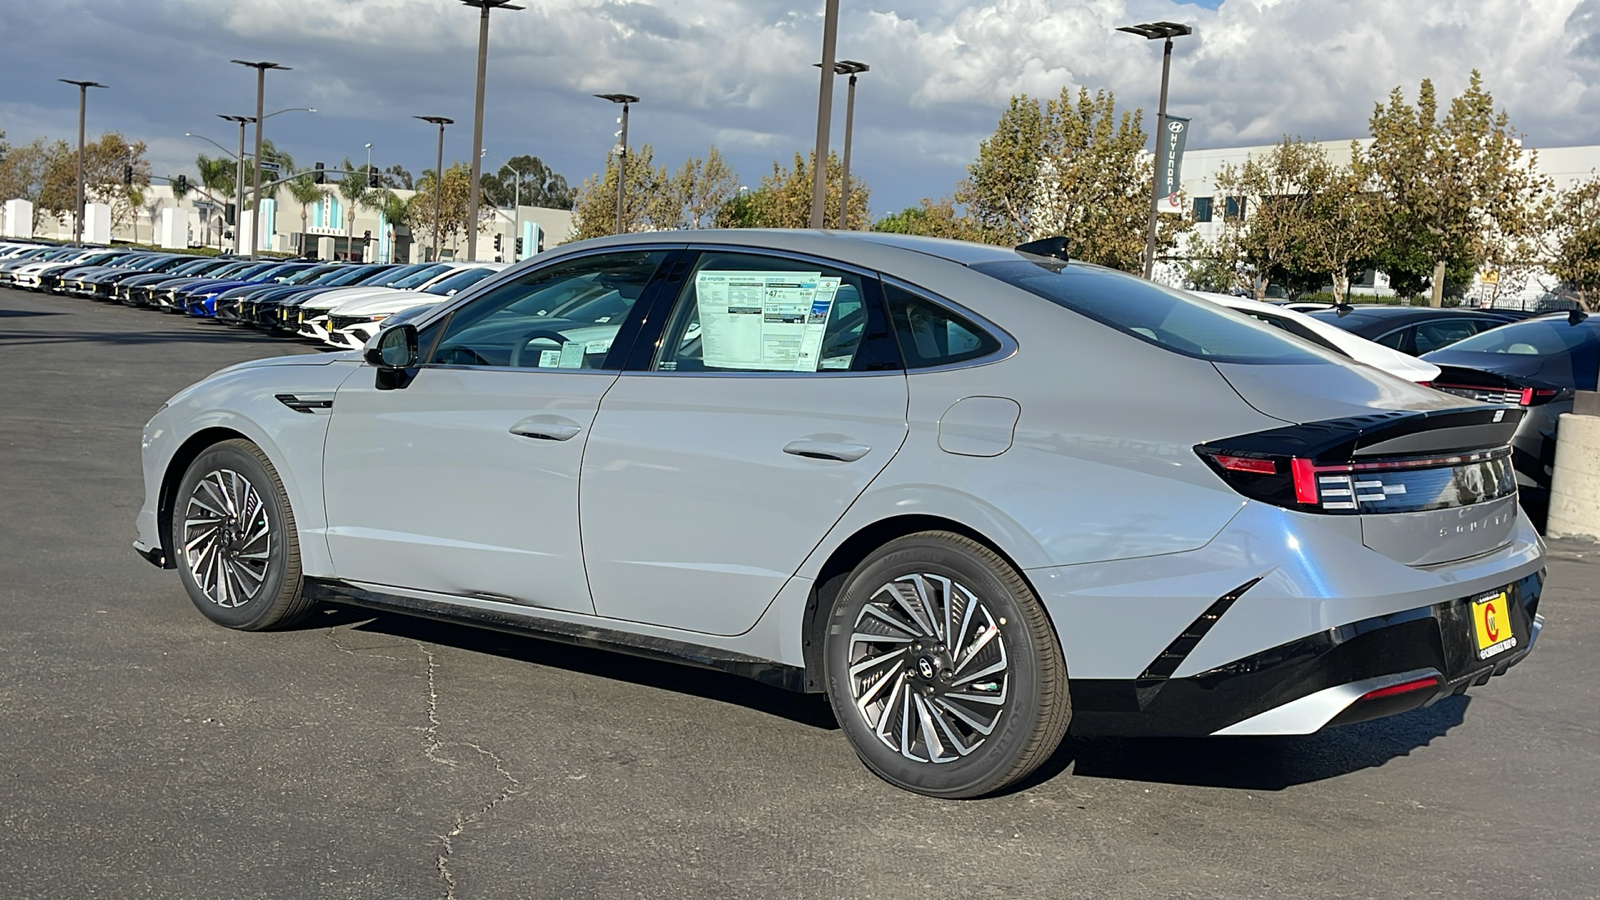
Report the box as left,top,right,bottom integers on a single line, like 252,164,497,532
652,251,896,373
428,250,669,369
972,256,1326,364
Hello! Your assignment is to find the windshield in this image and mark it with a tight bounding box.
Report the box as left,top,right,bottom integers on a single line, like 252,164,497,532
353,266,408,286
389,263,454,290
321,265,385,286
1439,318,1597,356
972,257,1328,364
425,268,496,295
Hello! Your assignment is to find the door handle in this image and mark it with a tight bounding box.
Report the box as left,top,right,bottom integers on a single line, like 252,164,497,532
509,415,583,442
782,439,871,462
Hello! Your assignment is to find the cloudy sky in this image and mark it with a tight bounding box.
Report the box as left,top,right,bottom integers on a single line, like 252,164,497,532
2,0,1597,216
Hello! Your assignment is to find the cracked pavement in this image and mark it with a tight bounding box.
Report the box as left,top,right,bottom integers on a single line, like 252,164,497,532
2,287,1598,899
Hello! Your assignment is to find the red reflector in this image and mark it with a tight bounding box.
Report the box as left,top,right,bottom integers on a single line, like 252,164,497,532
1290,457,1319,504
1359,676,1440,702
1213,454,1277,475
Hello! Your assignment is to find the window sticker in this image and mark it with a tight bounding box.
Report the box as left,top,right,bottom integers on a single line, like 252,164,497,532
557,340,587,368
694,271,842,372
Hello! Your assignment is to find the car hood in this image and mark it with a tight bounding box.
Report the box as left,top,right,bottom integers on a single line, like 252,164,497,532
1212,358,1473,425
330,290,438,316
302,286,393,311
211,353,350,377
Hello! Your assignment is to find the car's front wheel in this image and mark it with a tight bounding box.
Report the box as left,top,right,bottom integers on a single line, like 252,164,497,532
171,439,314,631
823,531,1070,798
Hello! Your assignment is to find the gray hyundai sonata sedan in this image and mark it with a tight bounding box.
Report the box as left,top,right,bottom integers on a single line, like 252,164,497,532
134,230,1545,798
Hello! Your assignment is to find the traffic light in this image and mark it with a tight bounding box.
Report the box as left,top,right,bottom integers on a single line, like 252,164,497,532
515,237,523,256
176,174,188,193
123,163,134,186
224,203,237,226
494,234,503,252
362,230,372,246
368,169,380,188
313,162,325,184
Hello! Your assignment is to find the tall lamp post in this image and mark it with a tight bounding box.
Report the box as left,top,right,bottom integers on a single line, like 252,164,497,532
813,60,868,229
230,60,291,260
58,79,108,246
458,0,523,262
808,0,841,229
216,114,253,255
594,94,638,235
414,116,454,262
1117,21,1192,279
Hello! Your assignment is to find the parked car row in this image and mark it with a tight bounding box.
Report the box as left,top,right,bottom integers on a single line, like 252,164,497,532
0,241,506,351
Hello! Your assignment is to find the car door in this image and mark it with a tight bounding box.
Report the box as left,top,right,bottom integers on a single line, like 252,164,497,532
321,247,677,613
578,248,909,635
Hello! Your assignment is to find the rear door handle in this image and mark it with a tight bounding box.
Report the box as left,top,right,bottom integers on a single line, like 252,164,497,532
509,415,583,442
782,439,871,462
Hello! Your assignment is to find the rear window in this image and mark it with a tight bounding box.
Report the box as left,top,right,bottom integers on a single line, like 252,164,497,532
1440,318,1597,356
971,257,1327,364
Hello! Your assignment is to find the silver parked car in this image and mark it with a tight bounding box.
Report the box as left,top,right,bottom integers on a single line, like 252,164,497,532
134,231,1546,798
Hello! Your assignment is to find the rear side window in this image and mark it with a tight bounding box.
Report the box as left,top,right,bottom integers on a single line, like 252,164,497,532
1443,319,1598,356
884,282,1001,369
1412,319,1481,354
973,257,1326,364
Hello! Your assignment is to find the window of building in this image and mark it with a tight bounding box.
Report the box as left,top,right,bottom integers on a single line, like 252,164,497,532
1224,196,1247,220
1193,197,1213,223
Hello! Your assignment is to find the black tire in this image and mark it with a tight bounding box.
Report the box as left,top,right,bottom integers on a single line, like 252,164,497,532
170,439,314,631
823,531,1070,798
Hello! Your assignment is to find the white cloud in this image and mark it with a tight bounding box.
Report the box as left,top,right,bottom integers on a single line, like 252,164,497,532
2,0,1595,216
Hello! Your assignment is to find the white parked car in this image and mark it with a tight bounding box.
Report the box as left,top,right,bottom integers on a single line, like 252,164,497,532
1193,293,1441,383
323,265,510,350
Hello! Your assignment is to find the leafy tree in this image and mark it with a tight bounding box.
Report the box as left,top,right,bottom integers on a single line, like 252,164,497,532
381,164,414,191
1543,176,1600,311
958,88,1180,271
1364,71,1549,306
0,137,52,231
480,155,575,210
666,147,739,229
872,198,982,241
410,162,483,256
713,188,762,228
570,143,670,239
718,151,868,230
39,132,150,231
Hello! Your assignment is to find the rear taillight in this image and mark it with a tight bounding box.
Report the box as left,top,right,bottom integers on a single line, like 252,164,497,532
1195,407,1523,515
1358,675,1440,702
1519,387,1560,406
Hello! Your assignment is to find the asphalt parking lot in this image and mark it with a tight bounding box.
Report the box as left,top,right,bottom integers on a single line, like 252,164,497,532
2,286,1598,900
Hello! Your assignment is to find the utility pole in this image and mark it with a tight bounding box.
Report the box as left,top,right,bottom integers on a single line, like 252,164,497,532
231,60,290,259
458,0,524,262
808,0,841,229
414,116,454,262
595,94,638,235
1117,22,1192,279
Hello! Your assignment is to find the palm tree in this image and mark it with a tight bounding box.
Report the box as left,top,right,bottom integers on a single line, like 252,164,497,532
285,173,324,256
336,156,368,253
371,190,412,262
195,154,235,250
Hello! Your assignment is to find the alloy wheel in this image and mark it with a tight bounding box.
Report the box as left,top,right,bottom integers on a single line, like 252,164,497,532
182,468,272,608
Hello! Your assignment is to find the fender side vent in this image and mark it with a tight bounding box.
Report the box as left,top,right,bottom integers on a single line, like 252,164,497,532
1139,577,1263,681
275,393,334,414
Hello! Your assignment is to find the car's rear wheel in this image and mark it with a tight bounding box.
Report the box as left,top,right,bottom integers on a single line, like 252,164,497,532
171,439,314,631
823,531,1070,798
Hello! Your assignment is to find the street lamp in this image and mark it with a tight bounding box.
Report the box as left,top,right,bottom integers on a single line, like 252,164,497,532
458,0,524,262
231,59,291,260
814,60,868,228
217,114,254,255
58,79,107,246
809,0,841,229
485,151,530,260
1117,21,1192,279
595,94,638,235
414,116,454,263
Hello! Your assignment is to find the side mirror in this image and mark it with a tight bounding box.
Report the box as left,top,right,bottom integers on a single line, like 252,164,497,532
366,323,418,369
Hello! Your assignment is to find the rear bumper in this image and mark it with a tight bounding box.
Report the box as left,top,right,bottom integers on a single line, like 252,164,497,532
1067,569,1544,737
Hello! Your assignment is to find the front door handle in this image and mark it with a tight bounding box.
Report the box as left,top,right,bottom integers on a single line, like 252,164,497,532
782,439,871,462
510,415,583,442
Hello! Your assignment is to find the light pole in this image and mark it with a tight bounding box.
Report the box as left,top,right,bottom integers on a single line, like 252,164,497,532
414,116,454,262
814,60,868,228
1117,21,1192,279
216,114,253,255
809,0,841,229
458,0,523,262
595,94,638,235
486,153,529,260
231,60,291,260
58,79,107,246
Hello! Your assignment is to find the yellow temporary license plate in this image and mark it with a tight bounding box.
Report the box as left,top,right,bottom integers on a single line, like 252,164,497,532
1471,591,1517,660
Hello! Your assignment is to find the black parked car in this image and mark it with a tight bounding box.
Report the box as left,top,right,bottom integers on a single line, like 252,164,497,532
1310,306,1520,355
1423,312,1599,491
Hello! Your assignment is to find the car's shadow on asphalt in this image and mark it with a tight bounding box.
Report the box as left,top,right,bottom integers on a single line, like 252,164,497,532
0,325,306,348
1012,696,1472,794
312,605,842,731
307,604,1473,791
0,309,64,318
